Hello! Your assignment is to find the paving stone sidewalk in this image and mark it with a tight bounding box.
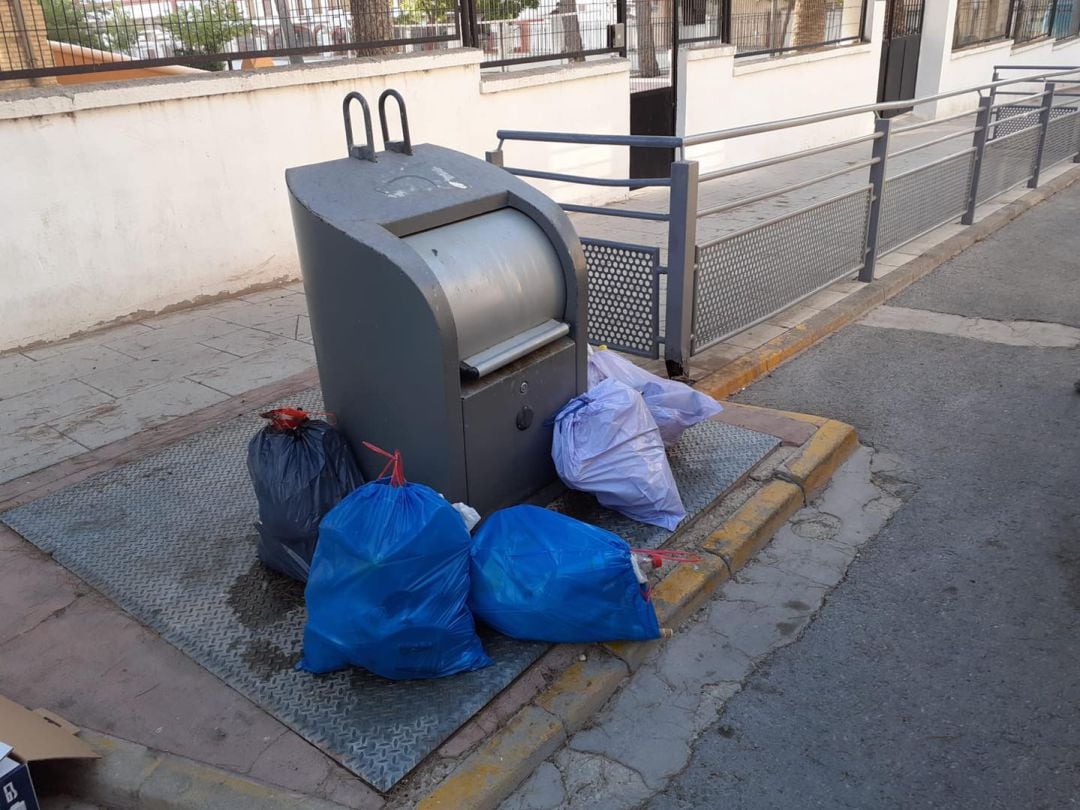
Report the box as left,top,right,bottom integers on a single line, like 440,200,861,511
503,445,916,809
0,285,313,485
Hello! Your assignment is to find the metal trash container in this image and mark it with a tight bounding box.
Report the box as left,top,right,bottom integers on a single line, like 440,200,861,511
286,91,588,514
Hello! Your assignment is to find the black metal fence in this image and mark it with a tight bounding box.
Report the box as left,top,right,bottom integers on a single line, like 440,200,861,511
3,0,872,81
4,0,460,78
468,0,621,68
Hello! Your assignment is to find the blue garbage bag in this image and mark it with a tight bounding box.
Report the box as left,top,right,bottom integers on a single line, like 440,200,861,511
552,378,686,531
299,446,491,680
469,505,661,643
588,346,723,445
247,408,362,582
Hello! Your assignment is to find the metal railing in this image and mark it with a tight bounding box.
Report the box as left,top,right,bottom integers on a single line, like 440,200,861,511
491,64,1080,376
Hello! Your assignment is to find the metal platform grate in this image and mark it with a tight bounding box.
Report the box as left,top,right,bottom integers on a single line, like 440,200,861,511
692,187,871,353
878,150,974,255
2,389,777,791
977,124,1042,203
582,238,661,358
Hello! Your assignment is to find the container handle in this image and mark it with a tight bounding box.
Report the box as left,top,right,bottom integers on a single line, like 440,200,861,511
342,91,376,162
378,89,413,156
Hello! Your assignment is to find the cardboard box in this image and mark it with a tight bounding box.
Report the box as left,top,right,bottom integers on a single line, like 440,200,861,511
0,697,99,810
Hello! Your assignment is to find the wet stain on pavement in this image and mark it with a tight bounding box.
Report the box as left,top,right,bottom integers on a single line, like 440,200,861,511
242,638,296,679
227,558,304,629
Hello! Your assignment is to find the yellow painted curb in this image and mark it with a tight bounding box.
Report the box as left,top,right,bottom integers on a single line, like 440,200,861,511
417,416,858,810
417,705,565,810
701,480,805,568
778,419,859,498
535,650,629,732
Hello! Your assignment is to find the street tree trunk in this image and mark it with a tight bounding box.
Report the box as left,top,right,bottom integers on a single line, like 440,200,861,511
634,0,659,77
274,0,304,63
351,0,395,54
792,0,827,46
555,0,584,60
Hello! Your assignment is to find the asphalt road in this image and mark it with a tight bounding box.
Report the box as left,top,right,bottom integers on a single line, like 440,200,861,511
649,182,1080,809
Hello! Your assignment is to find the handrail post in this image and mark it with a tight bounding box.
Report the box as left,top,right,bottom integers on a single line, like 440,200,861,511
860,116,891,282
962,95,992,225
986,68,1000,142
1029,81,1055,188
664,160,699,378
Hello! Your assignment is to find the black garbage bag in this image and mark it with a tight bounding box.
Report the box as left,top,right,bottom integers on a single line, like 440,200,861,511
246,407,362,581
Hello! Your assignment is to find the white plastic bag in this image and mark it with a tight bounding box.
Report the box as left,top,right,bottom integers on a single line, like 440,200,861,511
453,502,482,532
588,346,723,445
552,378,686,530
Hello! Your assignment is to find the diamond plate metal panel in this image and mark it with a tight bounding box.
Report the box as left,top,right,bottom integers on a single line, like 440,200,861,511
551,419,779,549
691,187,871,353
1,388,777,790
977,124,1042,203
1041,108,1080,168
877,151,975,255
582,238,660,358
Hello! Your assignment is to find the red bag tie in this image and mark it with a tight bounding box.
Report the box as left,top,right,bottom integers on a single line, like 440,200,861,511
260,407,310,430
362,442,406,487
630,548,703,569
260,408,337,431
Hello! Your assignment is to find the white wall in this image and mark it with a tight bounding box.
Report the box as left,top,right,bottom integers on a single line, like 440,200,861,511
678,0,886,174
0,51,629,351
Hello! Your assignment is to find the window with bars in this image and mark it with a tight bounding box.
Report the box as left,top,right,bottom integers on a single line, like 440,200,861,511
953,0,1012,47
953,0,1075,48
1012,0,1056,42
1053,0,1080,36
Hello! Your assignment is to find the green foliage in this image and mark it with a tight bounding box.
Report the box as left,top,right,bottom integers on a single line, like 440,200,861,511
473,0,540,22
41,0,138,53
161,0,251,67
395,0,458,24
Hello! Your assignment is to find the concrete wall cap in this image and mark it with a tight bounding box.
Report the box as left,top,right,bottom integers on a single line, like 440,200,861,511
0,49,484,121
732,42,875,77
479,58,629,93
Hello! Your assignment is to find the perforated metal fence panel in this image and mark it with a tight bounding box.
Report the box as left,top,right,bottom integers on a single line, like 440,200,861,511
582,238,661,358
691,187,871,354
878,150,975,255
977,124,1042,203
1041,108,1080,167
991,104,1041,139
